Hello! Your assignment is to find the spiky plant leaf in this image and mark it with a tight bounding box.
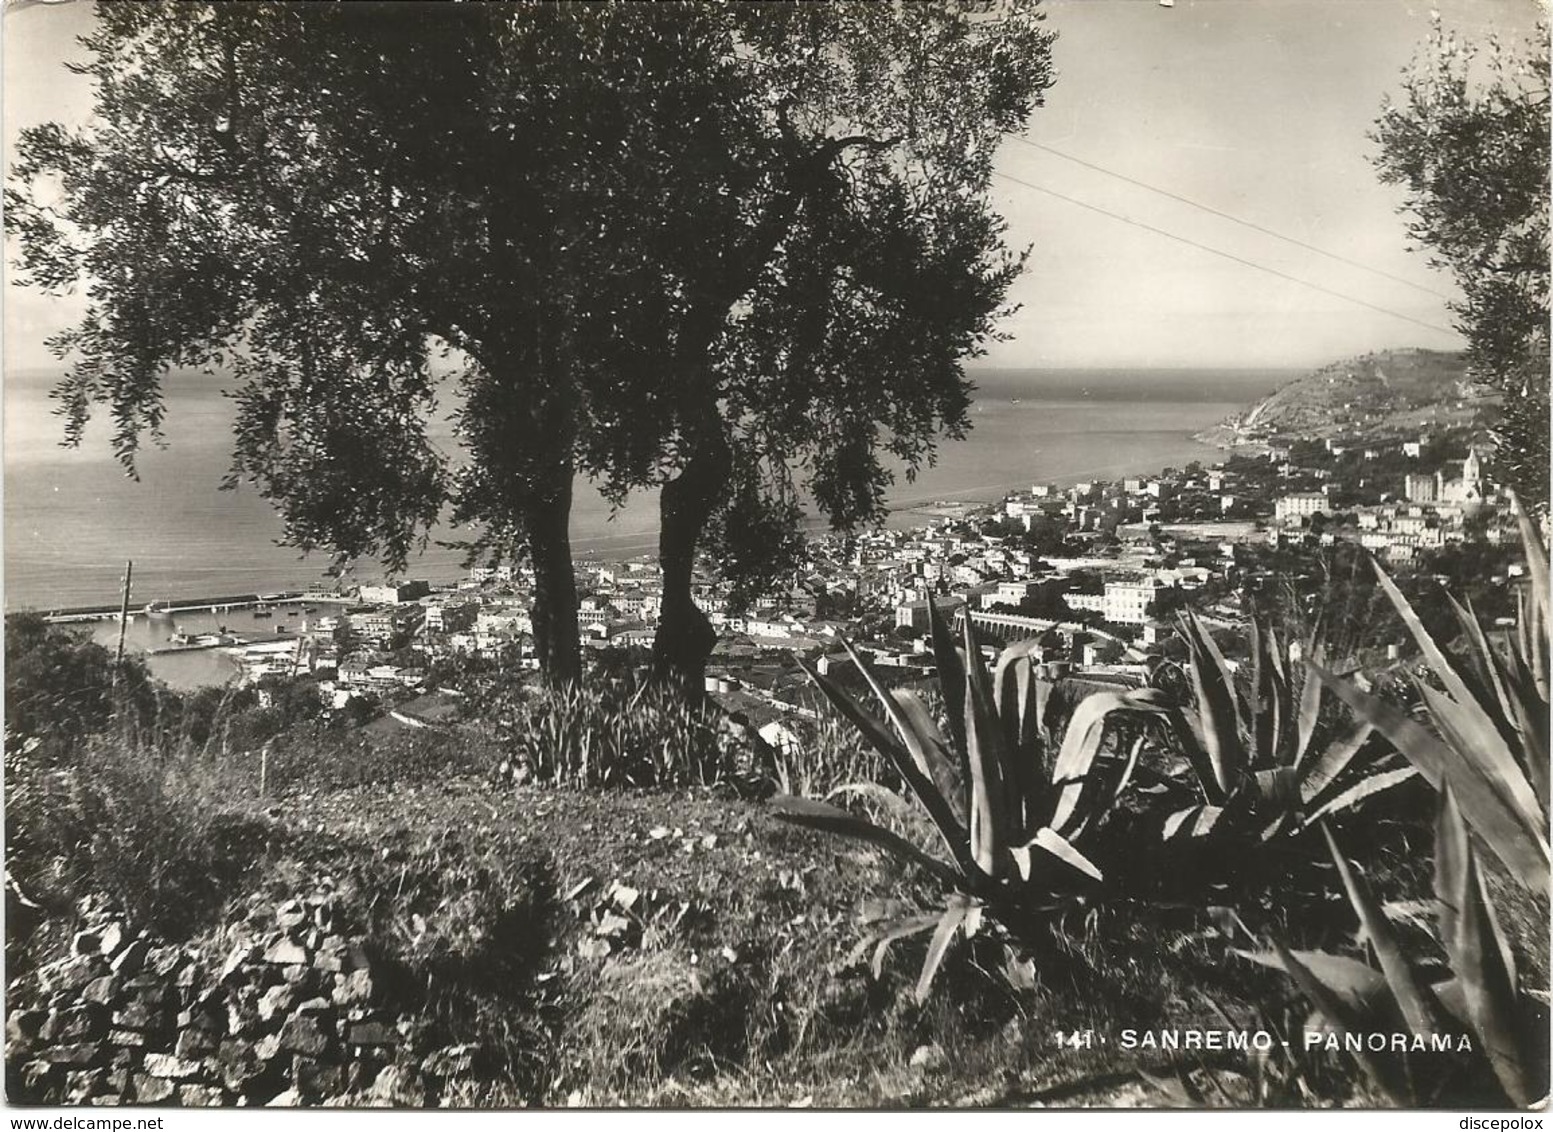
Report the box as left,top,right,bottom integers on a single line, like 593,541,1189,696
891,689,968,825
1371,560,1481,712
1509,488,1550,635
1254,766,1300,810
1299,717,1375,809
798,655,974,875
915,896,973,1003
827,782,916,823
1311,664,1549,887
1322,824,1443,1037
1011,826,1103,883
1180,611,1244,796
925,595,968,762
1048,689,1151,833
770,796,960,887
1414,682,1547,863
1449,845,1531,1107
991,642,1048,833
1300,766,1418,827
1266,941,1407,1103
962,612,1013,879
1163,804,1224,840
1434,784,1471,952
1233,948,1388,1013
1292,635,1327,770
869,913,941,979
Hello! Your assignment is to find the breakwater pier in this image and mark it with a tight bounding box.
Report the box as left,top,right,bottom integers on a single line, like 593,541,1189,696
38,591,353,624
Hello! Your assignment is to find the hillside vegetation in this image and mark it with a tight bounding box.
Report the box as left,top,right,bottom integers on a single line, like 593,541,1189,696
1204,349,1476,444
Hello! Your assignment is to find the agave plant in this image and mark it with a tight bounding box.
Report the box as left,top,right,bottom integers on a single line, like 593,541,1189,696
1240,789,1547,1107
1152,610,1413,841
1310,495,1550,892
773,599,1168,1000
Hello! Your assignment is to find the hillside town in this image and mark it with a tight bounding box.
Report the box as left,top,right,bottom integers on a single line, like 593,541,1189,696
217,412,1527,751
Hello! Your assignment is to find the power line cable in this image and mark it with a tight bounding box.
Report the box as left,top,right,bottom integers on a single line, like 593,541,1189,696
993,169,1459,337
1010,136,1453,300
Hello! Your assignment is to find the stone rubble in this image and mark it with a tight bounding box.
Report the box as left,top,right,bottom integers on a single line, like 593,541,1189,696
6,883,481,1107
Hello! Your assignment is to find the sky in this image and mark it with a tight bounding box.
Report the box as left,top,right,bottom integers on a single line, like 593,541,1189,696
2,0,1545,374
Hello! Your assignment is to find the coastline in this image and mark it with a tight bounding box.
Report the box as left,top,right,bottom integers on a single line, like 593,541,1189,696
36,430,1233,620
7,391,1244,612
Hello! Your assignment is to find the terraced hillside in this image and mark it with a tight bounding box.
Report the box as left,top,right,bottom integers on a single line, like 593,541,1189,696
1202,348,1477,446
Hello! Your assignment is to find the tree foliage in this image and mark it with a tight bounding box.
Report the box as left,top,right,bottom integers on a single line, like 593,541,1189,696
1372,19,1550,510
7,2,1054,687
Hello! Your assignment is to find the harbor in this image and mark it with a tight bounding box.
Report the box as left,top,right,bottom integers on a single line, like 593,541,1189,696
40,591,324,624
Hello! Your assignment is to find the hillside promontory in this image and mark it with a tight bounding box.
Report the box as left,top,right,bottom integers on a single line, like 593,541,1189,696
1196,348,1480,450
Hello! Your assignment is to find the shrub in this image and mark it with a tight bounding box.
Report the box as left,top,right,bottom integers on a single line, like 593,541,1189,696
487,676,729,788
774,602,1168,1000
7,732,271,941
260,724,496,795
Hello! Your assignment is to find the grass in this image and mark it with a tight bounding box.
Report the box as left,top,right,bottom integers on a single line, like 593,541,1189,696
5,611,1547,1108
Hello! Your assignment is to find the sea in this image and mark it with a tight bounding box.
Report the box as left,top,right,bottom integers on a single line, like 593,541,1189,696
4,365,1290,686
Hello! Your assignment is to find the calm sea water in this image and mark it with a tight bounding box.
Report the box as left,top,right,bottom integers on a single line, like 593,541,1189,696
5,366,1287,620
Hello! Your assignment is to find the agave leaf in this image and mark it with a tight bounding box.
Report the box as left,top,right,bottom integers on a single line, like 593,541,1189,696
1048,691,1130,832
1450,845,1530,1107
915,896,972,1004
1159,701,1228,806
1486,641,1551,812
827,782,917,823
892,689,968,826
1456,595,1549,811
1233,948,1388,1014
1311,665,1549,887
1414,681,1547,849
1011,826,1103,883
1510,488,1550,635
770,796,959,888
1429,977,1473,1029
1434,784,1471,952
993,638,1045,746
1321,824,1443,1037
869,913,942,979
1266,941,1407,1103
1163,804,1224,840
1448,594,1511,721
925,596,968,762
1253,766,1300,810
1292,635,1327,770
1180,611,1244,796
800,653,974,875
1371,560,1480,712
1376,563,1546,852
1299,723,1374,806
962,613,1013,879
1300,766,1418,827
992,647,1047,832
1250,617,1268,764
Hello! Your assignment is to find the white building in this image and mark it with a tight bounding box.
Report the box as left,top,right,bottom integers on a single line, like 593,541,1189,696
1103,578,1165,625
1274,493,1327,524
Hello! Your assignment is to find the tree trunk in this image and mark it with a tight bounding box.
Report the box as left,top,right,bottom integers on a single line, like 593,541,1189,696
524,470,580,685
652,433,732,695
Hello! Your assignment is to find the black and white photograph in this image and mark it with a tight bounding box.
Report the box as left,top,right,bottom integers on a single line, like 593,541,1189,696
3,0,1549,1114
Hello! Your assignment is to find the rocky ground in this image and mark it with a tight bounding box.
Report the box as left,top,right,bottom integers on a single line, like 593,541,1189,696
8,775,1313,1108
